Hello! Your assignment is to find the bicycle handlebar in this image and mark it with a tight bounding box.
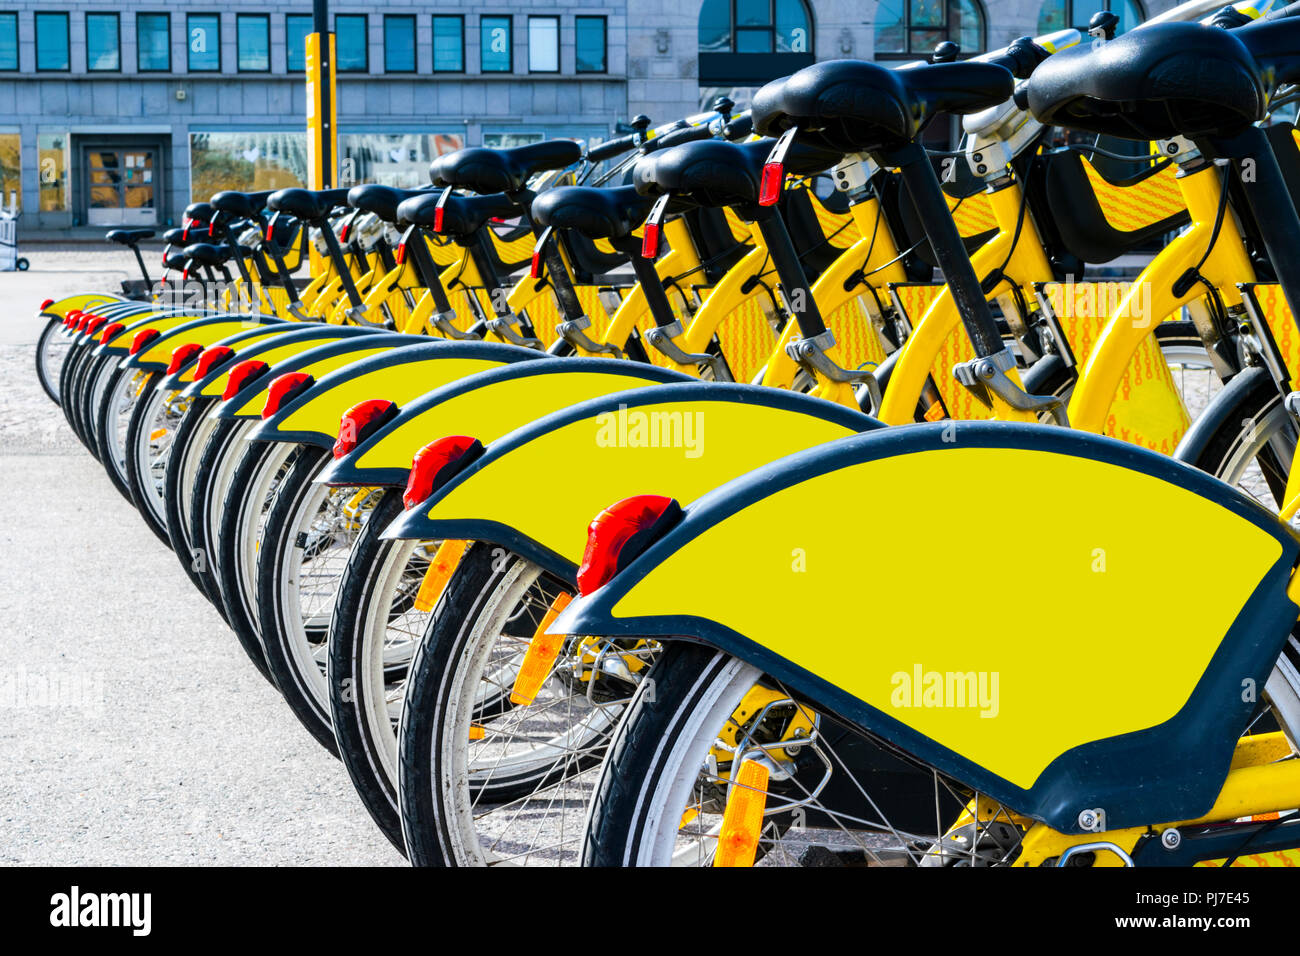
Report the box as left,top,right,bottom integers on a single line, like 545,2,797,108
641,124,715,154
588,133,641,163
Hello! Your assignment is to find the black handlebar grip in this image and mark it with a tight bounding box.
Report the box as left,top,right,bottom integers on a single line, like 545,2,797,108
641,124,714,154
588,133,638,163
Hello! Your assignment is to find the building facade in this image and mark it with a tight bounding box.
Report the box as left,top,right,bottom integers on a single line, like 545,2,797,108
0,0,1178,238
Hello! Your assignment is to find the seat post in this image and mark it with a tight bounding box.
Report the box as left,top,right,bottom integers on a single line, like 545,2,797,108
750,207,827,339
129,239,152,288
882,141,1005,359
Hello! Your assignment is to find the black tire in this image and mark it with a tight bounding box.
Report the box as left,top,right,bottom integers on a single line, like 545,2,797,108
188,417,257,620
122,370,174,546
92,364,143,503
1175,364,1294,505
254,444,343,755
77,352,120,461
328,489,421,853
59,337,97,449
163,396,226,610
398,543,607,867
214,438,300,685
35,315,69,405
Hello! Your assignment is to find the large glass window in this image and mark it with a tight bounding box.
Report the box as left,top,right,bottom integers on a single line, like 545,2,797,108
137,13,170,72
87,13,121,71
0,133,19,211
339,132,466,188
187,13,220,72
237,14,269,72
38,133,69,212
0,13,16,71
189,131,307,202
699,0,811,54
286,14,311,73
384,15,416,72
1038,0,1144,36
528,16,558,73
433,16,464,72
481,16,512,73
36,11,70,71
575,16,607,73
335,14,368,72
874,0,984,57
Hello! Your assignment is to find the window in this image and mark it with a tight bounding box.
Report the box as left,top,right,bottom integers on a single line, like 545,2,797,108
335,14,368,72
35,11,70,71
699,0,811,54
86,13,121,71
190,131,307,202
874,0,984,57
340,133,466,187
137,13,170,72
186,13,220,72
0,13,16,71
575,16,606,73
286,14,311,72
432,16,463,72
1038,0,1144,36
481,16,512,73
237,14,269,72
384,15,415,72
528,16,558,73
0,132,18,209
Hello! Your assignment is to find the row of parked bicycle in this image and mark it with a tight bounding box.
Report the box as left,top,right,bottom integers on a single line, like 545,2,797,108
33,0,1300,866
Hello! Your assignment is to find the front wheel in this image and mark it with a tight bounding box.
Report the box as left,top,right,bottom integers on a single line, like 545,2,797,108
35,316,70,405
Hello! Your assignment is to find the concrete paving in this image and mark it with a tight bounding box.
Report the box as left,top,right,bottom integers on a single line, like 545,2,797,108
0,246,403,865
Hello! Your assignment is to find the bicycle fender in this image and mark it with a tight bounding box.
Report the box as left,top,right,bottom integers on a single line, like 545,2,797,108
381,382,879,579
554,421,1300,834
321,358,693,487
120,314,288,370
41,292,121,320
252,340,541,448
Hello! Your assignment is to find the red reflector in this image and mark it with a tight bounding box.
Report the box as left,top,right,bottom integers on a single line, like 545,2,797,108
221,360,270,401
40,298,54,311
167,342,204,375
208,220,215,237
403,436,484,510
758,162,784,206
129,328,159,355
261,372,315,420
641,221,660,259
530,250,542,279
395,242,406,265
85,315,108,336
433,205,444,233
63,310,80,328
333,399,398,459
182,223,191,241
576,495,683,595
100,322,126,344
340,222,351,242
76,312,93,333
194,345,235,380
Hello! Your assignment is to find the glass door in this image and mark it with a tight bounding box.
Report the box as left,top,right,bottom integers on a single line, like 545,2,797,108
86,147,157,227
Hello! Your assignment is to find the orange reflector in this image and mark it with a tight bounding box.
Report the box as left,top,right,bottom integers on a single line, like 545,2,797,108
680,807,699,830
150,428,167,442
509,592,574,706
712,759,769,867
412,539,468,613
469,724,485,741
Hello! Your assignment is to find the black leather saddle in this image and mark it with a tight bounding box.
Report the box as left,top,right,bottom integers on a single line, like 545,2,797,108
183,201,213,222
347,184,437,223
753,59,1014,153
397,191,521,239
1026,19,1300,140
267,187,352,223
211,189,275,220
182,242,233,267
106,228,154,246
429,140,582,195
163,251,191,272
531,185,656,240
633,138,839,208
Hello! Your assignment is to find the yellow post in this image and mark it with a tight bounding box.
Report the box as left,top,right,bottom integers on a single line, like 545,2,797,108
304,3,337,274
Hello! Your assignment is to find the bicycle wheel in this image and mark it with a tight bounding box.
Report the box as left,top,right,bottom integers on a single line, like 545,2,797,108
36,315,71,405
92,364,148,503
189,417,259,618
163,396,225,610
399,544,626,866
214,439,300,684
256,445,377,755
329,489,434,853
122,371,182,546
584,643,973,867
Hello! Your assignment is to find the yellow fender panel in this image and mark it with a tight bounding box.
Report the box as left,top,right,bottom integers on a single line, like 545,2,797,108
130,317,285,367
223,340,403,418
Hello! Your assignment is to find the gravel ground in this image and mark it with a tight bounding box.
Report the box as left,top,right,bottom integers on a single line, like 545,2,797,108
0,245,404,865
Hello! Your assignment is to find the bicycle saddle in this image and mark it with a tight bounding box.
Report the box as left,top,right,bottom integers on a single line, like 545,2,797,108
162,251,191,271
633,138,839,208
106,228,154,246
162,227,188,245
429,140,582,195
267,187,352,223
1025,19,1300,140
210,189,275,220
396,191,520,238
531,185,656,240
182,243,233,267
753,59,1014,154
347,184,436,223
